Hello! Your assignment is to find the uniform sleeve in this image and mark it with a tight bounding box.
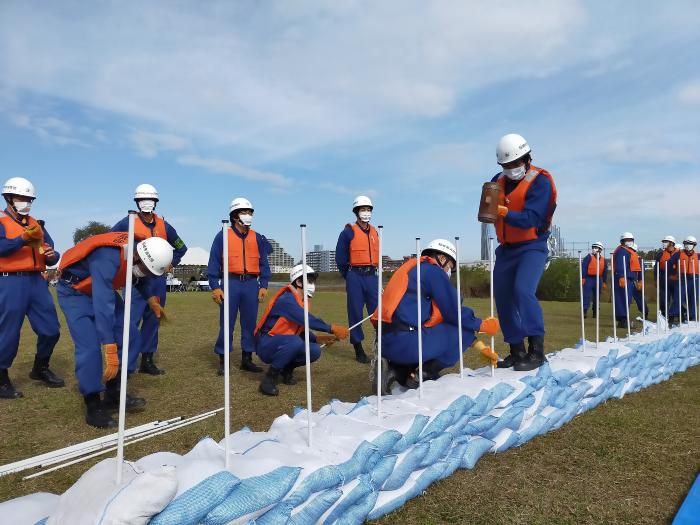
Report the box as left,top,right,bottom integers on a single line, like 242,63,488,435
581,255,589,278
277,294,333,333
668,252,680,277
87,249,121,345
257,233,272,289
602,258,609,282
207,231,224,291
504,175,552,230
42,226,61,265
0,220,27,256
110,217,129,233
423,264,482,331
165,221,187,266
335,226,353,278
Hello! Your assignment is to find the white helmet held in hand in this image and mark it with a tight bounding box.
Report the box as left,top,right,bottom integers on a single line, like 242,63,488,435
662,235,675,244
134,183,159,201
230,197,253,214
352,195,373,212
423,238,457,264
2,177,36,199
496,133,531,165
620,232,634,242
136,237,173,276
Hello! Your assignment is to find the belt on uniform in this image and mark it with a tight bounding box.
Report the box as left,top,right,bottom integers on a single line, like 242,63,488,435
0,271,41,277
230,273,259,281
59,273,81,284
349,266,377,275
384,320,416,333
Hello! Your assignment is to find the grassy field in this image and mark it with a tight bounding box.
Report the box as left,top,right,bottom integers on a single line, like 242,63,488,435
0,288,698,524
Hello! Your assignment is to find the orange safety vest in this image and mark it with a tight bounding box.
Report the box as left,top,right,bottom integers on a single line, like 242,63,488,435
586,255,605,276
134,213,167,240
616,245,641,273
254,285,308,336
495,166,557,245
370,256,443,328
227,228,260,274
59,232,130,296
659,249,676,271
679,251,699,275
0,211,46,272
348,223,379,266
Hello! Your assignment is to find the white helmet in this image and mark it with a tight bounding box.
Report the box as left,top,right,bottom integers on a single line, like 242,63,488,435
423,238,457,264
684,235,697,246
352,195,373,212
496,133,531,165
591,241,604,250
134,183,159,201
230,197,253,214
620,232,634,241
662,235,676,244
136,237,173,276
2,177,36,198
290,264,317,284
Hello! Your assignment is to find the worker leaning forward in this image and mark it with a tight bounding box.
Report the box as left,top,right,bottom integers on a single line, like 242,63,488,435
655,235,678,317
580,241,608,318
254,264,350,396
373,239,499,393
112,184,187,376
335,195,378,364
208,197,271,376
667,236,698,327
0,177,64,399
612,232,642,328
57,233,173,428
492,134,557,372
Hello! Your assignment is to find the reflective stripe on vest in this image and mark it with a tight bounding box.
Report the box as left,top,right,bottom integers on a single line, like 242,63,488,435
495,166,557,245
370,256,443,328
680,251,699,275
254,285,307,336
134,214,167,240
616,245,641,273
0,211,46,272
227,228,260,274
587,255,605,276
348,223,379,266
59,232,130,296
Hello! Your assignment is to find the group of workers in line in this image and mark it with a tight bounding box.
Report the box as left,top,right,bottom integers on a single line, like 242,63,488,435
0,132,607,431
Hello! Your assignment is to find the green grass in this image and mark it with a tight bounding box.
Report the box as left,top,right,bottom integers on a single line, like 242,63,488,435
0,290,698,524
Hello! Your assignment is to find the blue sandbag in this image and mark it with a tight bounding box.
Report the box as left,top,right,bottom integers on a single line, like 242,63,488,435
462,415,498,435
418,410,455,442
322,474,374,525
418,433,453,468
483,383,516,413
369,455,397,490
255,502,293,525
461,437,495,469
288,489,343,525
336,441,379,481
495,430,520,453
390,414,430,454
371,430,402,456
285,465,344,508
383,441,430,491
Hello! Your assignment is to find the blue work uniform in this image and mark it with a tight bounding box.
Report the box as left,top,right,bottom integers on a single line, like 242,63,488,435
580,253,608,314
655,249,678,317
667,250,699,320
612,245,639,323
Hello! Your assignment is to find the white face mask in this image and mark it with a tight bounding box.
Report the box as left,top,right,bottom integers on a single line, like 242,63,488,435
358,211,372,223
684,244,695,252
662,242,670,249
624,241,634,248
132,265,147,278
238,214,253,227
305,283,315,297
13,199,32,215
502,165,527,181
592,248,600,255
137,200,156,213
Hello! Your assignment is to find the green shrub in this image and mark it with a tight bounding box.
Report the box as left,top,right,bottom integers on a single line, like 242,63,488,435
537,258,579,302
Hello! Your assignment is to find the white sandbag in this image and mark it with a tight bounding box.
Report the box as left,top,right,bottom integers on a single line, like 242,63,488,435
0,492,59,525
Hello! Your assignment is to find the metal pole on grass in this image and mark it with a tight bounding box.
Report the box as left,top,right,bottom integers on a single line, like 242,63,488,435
300,225,313,447
611,253,618,342
376,226,383,418
623,264,631,341
684,261,690,327
416,238,423,398
656,263,660,336
595,252,600,348
665,264,669,334
578,251,585,350
488,237,495,377
455,236,464,379
222,220,231,468
641,259,646,337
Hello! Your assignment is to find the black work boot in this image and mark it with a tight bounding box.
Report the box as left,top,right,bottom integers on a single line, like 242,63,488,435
29,357,65,388
259,366,280,396
497,342,527,369
617,319,627,329
422,359,444,381
84,393,117,429
240,352,263,373
514,336,547,372
217,354,225,376
583,310,588,319
280,364,297,385
372,357,397,396
0,369,23,399
139,354,165,375
353,343,371,364
103,378,146,412
592,308,597,319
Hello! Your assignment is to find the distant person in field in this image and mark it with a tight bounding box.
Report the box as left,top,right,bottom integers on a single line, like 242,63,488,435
666,236,698,326
372,239,499,393
655,235,678,318
580,241,608,318
57,235,173,428
0,177,64,399
112,184,188,376
491,134,557,371
612,232,642,328
208,197,271,376
254,265,350,396
335,195,378,364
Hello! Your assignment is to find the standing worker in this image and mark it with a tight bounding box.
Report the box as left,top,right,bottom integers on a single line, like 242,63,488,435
491,134,557,371
208,197,271,376
667,236,698,326
580,241,608,318
335,195,378,364
0,177,64,399
655,235,678,316
254,265,349,396
612,232,641,328
630,243,649,319
112,184,187,375
57,233,173,428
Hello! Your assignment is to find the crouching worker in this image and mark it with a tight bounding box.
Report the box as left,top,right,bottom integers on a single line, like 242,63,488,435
57,233,173,428
372,239,499,393
254,264,349,396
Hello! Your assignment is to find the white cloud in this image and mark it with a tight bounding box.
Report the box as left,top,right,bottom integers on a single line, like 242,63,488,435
11,113,90,147
128,129,190,158
318,181,377,197
176,154,292,188
605,140,697,164
678,79,700,106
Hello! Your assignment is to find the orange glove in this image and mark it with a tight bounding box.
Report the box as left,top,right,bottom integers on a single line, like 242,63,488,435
331,324,350,340
316,333,339,346
478,316,500,337
581,278,586,285
635,281,642,290
147,296,167,323
258,288,268,303
212,288,224,305
21,224,42,242
497,205,509,218
602,282,607,289
618,277,626,288
472,340,498,366
102,343,119,381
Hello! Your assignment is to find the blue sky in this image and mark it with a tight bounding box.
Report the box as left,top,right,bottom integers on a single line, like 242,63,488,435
1,1,699,261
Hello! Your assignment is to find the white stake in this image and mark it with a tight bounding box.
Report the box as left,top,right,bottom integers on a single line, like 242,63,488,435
116,211,136,484
376,225,383,418
656,263,660,336
595,251,600,348
455,236,464,379
683,261,689,327
488,237,495,377
678,258,682,328
611,253,617,342
300,225,313,446
221,220,231,469
623,263,631,341
416,238,423,398
665,263,669,334
641,258,646,337
694,259,699,328
578,251,586,350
